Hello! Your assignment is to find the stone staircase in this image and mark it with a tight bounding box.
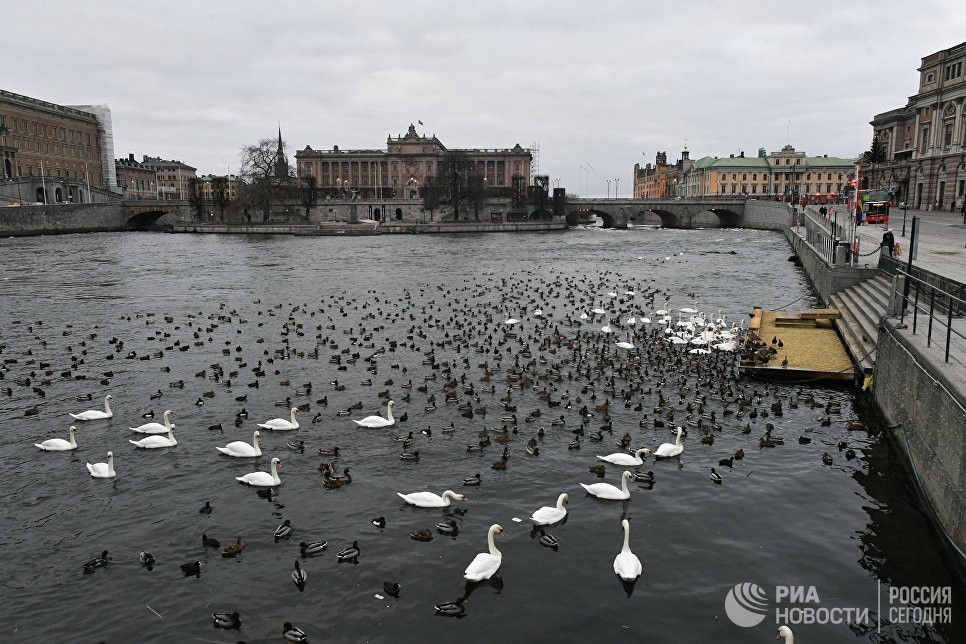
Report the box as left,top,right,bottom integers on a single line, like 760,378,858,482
829,274,893,373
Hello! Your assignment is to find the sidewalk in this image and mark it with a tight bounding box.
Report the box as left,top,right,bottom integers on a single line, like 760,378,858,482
803,204,966,284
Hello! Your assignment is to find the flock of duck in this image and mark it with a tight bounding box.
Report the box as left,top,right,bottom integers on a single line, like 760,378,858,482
2,266,855,641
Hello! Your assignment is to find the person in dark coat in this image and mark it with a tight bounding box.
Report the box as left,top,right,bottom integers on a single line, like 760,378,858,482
881,228,895,257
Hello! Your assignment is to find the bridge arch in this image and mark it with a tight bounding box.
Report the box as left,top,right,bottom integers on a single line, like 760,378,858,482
707,208,742,227
565,208,620,228
125,209,172,231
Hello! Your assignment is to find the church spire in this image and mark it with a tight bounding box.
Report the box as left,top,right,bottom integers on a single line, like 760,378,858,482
274,126,289,180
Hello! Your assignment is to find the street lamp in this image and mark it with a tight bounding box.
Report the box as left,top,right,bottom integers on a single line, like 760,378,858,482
615,178,620,198
606,178,611,198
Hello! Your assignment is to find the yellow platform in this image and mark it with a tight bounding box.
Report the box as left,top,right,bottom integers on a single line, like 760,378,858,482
740,307,853,382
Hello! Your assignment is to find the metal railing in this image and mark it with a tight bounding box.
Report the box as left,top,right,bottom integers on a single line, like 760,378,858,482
897,269,966,364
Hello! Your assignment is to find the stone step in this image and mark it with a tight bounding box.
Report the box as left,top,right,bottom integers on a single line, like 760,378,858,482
848,284,888,322
830,293,876,372
837,288,881,343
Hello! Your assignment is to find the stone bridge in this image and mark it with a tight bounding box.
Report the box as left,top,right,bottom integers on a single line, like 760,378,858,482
565,197,792,231
124,199,192,230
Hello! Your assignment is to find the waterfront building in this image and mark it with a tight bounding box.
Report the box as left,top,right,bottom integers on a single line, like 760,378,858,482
633,149,693,198
869,40,966,210
0,88,116,203
676,145,853,202
115,154,157,199
140,155,198,201
294,123,533,199
194,173,243,201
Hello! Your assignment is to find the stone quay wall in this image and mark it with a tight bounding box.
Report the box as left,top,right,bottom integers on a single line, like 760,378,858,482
0,203,126,235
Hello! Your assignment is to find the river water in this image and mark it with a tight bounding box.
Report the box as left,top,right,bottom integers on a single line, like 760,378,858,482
0,228,961,643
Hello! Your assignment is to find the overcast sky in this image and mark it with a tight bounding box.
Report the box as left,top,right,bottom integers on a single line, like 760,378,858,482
6,1,966,196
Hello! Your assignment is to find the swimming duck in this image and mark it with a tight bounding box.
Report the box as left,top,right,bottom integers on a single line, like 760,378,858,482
337,540,360,562
299,541,327,557
372,516,387,528
83,550,110,574
410,529,433,542
291,560,307,589
202,533,221,549
287,440,305,453
275,519,294,541
212,611,241,630
199,501,213,515
538,531,559,550
822,452,833,465
399,450,420,461
180,560,201,577
462,472,482,486
436,519,459,536
138,551,155,569
434,597,465,616
383,581,401,598
710,468,722,484
222,537,245,558
282,621,309,642
318,446,340,457
633,471,654,483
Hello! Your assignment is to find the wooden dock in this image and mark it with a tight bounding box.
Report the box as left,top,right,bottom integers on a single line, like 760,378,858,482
740,307,853,382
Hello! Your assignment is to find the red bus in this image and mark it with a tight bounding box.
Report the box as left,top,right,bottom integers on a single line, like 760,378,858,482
860,188,890,224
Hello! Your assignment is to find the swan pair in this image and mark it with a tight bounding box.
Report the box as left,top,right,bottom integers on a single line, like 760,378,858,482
130,410,173,434
129,425,177,449
70,395,113,421
352,400,395,428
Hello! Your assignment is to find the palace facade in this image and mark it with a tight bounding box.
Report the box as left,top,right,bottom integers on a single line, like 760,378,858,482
869,40,966,210
0,89,116,203
294,124,533,199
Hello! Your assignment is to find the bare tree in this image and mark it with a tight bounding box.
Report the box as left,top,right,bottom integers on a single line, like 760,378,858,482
466,173,485,221
212,176,229,222
299,174,319,221
239,137,291,222
423,175,440,220
437,150,473,220
511,174,527,208
188,177,206,221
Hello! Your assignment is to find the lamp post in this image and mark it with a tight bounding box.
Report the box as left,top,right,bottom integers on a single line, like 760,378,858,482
606,178,611,198
615,178,620,198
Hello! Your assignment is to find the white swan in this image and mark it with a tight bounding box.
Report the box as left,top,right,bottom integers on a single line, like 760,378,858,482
600,320,613,334
258,407,300,431
613,519,642,581
654,427,684,458
35,426,78,451
615,334,635,350
596,448,650,466
70,394,113,421
87,451,116,478
236,457,281,486
129,425,177,449
396,489,466,508
530,492,568,525
216,430,261,457
580,470,632,500
130,409,174,434
777,625,794,643
353,400,394,428
463,523,504,582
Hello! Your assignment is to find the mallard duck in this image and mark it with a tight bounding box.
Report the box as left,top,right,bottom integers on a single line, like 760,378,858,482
291,560,307,589
282,621,308,642
700,434,714,445
633,471,654,483
212,611,241,629
434,597,465,616
822,452,833,465
299,541,327,557
734,448,745,460
287,440,305,453
462,472,481,486
436,519,459,536
538,531,559,550
588,464,606,476
83,550,110,574
568,437,581,449
337,540,360,562
491,459,507,471
393,431,414,442
410,529,433,542
275,519,294,541
222,537,244,558
759,437,779,448
399,450,420,461
323,476,342,489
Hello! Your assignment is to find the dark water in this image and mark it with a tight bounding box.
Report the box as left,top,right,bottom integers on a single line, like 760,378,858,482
0,228,961,643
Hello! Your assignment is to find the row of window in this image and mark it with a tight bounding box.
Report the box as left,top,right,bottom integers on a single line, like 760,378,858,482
943,61,963,81
719,184,843,195
719,172,845,182
7,136,98,160
13,164,102,182
0,115,94,145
